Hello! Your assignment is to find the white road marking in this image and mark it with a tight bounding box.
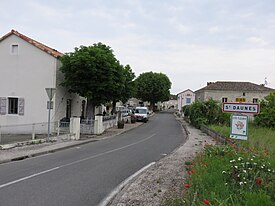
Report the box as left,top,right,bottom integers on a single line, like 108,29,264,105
98,162,156,206
0,167,60,189
0,134,156,189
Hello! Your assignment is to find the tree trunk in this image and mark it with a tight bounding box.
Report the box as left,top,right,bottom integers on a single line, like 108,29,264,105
150,102,155,111
86,99,95,119
112,100,117,114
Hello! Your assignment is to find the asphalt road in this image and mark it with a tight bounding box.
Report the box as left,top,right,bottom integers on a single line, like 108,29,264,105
0,111,186,206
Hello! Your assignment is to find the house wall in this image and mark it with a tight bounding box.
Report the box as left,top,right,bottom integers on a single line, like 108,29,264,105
0,35,57,126
195,90,270,103
177,90,195,111
0,34,84,129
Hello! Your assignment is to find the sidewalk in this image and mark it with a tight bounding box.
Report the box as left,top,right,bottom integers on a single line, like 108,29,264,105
0,122,143,164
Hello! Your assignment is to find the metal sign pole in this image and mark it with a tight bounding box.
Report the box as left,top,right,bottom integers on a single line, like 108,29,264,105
45,88,56,142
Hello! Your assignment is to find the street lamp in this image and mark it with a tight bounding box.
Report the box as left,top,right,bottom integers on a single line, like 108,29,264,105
45,88,56,142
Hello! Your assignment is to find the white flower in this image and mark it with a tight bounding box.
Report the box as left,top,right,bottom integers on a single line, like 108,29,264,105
254,163,257,165
251,158,254,161
261,166,264,169
235,166,238,169
243,170,247,173
240,182,244,185
230,159,236,163
238,157,243,161
246,162,250,164
268,169,271,172
244,181,247,184
222,171,226,174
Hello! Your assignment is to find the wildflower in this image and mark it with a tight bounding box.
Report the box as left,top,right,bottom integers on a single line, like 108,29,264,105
222,171,226,174
185,183,190,188
191,169,197,174
255,178,262,185
230,159,236,163
238,157,242,161
246,162,250,165
234,166,238,169
254,163,257,165
240,182,244,185
268,169,271,172
243,170,247,173
203,199,210,205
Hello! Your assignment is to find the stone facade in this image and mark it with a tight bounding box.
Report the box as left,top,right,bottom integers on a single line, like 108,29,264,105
195,81,274,103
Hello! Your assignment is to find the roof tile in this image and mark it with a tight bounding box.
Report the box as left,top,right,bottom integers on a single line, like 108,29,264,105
0,29,63,58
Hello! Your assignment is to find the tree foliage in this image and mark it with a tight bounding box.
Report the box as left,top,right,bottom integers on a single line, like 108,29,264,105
60,43,134,118
254,91,275,128
134,72,171,109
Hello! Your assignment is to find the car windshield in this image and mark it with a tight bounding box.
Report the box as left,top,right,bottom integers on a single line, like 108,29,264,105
135,109,147,114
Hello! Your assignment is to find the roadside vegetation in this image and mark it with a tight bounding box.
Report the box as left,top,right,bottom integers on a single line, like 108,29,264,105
167,92,275,205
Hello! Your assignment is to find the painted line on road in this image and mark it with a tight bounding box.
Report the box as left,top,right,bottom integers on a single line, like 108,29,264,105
0,167,60,189
0,134,156,189
61,133,156,168
98,162,156,206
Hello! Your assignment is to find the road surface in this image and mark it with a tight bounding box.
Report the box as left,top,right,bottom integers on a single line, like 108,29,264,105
0,111,186,206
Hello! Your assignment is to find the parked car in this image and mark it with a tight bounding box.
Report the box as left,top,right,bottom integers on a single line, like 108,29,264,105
134,107,149,122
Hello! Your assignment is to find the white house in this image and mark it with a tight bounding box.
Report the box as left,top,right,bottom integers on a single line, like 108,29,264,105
177,89,195,112
0,30,84,132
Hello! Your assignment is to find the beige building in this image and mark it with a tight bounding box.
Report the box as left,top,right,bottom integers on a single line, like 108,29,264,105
195,81,274,103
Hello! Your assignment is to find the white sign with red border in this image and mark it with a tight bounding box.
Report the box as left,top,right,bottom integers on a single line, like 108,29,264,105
222,102,260,114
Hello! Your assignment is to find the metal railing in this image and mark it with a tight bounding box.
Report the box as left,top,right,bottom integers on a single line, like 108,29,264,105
0,121,71,145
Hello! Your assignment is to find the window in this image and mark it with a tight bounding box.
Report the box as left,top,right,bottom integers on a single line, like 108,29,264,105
243,92,246,96
186,98,191,104
253,98,258,103
8,98,18,114
11,44,19,55
222,97,228,102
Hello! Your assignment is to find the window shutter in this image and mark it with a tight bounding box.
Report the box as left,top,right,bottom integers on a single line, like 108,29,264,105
18,98,25,116
0,97,7,115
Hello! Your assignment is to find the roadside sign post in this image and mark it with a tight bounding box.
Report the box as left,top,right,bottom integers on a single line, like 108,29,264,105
222,102,260,141
45,88,56,142
230,114,248,140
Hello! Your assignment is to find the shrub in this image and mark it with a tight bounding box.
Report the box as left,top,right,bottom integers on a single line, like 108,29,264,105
254,91,275,128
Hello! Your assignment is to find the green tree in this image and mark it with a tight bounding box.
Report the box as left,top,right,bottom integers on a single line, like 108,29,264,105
254,91,275,127
111,64,136,112
134,72,171,110
60,43,124,119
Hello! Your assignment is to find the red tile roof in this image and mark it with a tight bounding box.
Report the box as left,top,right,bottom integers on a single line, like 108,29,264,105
196,81,274,92
0,29,63,58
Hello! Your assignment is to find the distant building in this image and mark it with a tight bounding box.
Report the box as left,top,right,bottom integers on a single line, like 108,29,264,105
177,89,195,111
195,81,274,103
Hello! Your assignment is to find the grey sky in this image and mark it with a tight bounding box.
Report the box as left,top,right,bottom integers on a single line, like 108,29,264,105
1,0,275,94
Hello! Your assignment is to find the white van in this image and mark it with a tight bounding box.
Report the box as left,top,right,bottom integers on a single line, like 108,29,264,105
134,107,149,122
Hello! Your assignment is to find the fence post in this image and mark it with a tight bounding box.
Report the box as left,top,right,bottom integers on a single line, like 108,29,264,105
70,117,80,140
94,116,104,134
32,123,35,140
57,122,60,138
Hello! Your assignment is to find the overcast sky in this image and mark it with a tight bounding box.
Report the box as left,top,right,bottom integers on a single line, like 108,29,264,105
1,0,275,94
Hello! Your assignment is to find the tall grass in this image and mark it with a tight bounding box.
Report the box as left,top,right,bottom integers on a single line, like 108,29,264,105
209,124,275,152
